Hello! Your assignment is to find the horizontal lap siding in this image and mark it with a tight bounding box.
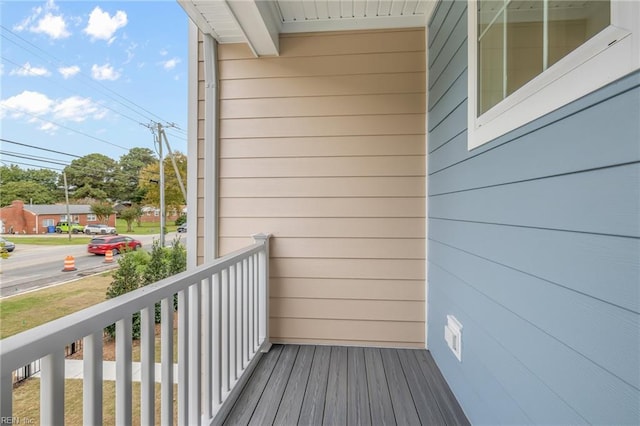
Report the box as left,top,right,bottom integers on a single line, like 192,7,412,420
217,29,426,347
427,1,640,424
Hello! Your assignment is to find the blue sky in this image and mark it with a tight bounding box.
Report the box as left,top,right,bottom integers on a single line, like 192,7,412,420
0,0,189,168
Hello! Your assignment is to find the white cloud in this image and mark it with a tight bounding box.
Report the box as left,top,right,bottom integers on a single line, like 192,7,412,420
84,7,127,43
53,96,105,122
9,62,51,77
58,65,80,79
161,58,180,71
0,91,53,119
91,63,121,81
0,90,106,131
14,1,70,39
32,13,70,39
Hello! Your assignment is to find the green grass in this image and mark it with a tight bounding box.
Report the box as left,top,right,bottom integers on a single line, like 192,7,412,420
4,235,91,245
0,273,112,339
116,218,178,235
12,379,177,426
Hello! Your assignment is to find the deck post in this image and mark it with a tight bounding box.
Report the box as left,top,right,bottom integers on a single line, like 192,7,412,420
252,233,271,353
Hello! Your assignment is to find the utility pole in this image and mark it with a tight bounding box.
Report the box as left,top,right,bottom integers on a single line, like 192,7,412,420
157,122,166,247
62,171,71,241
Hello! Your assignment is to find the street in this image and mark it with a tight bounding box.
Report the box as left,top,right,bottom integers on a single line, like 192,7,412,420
0,232,182,298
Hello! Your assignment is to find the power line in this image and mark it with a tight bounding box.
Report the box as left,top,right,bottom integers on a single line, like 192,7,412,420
0,159,63,172
0,150,71,166
1,138,82,158
0,104,130,151
0,25,179,126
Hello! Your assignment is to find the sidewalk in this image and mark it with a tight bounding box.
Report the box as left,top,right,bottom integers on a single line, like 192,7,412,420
34,360,179,383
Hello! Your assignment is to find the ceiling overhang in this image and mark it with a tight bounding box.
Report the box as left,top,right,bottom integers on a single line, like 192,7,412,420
177,0,437,56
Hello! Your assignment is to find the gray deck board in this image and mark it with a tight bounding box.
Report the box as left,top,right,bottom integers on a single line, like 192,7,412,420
273,345,315,425
249,345,299,426
347,347,372,426
218,344,469,426
381,348,421,426
364,348,396,426
323,346,348,426
299,345,331,426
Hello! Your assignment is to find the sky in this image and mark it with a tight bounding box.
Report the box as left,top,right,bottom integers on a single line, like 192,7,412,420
0,0,189,170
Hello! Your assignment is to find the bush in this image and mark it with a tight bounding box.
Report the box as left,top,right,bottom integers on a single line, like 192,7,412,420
105,238,186,339
175,215,186,226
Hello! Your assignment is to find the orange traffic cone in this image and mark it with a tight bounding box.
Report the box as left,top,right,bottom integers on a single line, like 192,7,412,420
62,255,77,272
104,249,114,264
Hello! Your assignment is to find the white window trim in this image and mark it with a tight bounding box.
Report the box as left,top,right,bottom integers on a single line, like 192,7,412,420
468,0,640,150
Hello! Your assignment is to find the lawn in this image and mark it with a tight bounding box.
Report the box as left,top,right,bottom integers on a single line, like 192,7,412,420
4,235,91,245
0,273,113,339
116,219,178,235
12,379,178,425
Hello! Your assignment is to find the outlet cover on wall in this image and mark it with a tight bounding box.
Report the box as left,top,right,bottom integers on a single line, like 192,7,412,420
444,314,462,361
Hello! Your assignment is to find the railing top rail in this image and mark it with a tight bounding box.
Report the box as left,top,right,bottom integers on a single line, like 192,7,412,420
0,240,266,373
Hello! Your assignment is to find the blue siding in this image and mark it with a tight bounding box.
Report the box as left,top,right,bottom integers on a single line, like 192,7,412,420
427,1,640,424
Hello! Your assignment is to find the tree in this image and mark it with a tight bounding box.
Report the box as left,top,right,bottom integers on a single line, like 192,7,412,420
120,206,142,232
90,201,115,224
0,181,57,207
139,151,187,216
115,148,157,203
72,185,108,202
62,154,118,201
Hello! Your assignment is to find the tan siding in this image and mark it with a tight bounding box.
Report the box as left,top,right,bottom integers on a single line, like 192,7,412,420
219,94,425,119
220,72,425,99
220,135,425,158
213,29,425,346
270,278,424,301
219,198,425,218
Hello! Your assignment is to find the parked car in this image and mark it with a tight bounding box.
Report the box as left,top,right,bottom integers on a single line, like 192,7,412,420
87,235,141,255
177,223,187,233
84,224,117,235
0,237,15,252
55,221,85,234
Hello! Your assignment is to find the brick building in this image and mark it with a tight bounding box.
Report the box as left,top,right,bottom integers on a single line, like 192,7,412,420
0,200,116,234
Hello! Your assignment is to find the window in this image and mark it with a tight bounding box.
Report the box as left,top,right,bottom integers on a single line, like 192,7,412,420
468,0,640,149
42,219,54,227
87,214,97,222
60,215,68,221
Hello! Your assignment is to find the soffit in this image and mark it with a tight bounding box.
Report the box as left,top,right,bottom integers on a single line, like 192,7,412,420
178,0,436,56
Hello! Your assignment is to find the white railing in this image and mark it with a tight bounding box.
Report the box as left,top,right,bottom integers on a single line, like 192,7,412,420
0,233,271,425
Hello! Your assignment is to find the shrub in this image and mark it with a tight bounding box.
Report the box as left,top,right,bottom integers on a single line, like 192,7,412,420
105,239,186,339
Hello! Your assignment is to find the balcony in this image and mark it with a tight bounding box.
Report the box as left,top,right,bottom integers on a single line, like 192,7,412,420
0,234,467,425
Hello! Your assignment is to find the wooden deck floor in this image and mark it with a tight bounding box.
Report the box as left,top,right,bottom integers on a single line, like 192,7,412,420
219,344,469,426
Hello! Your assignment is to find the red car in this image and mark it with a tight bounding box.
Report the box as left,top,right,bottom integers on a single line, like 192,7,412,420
88,235,142,255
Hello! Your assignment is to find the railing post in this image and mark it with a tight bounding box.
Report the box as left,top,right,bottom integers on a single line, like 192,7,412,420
83,332,103,425
1,371,12,419
252,233,271,352
41,350,65,425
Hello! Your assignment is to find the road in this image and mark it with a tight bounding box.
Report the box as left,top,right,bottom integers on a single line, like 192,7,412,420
0,232,182,298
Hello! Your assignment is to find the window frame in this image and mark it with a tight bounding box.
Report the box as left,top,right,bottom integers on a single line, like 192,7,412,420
468,0,640,150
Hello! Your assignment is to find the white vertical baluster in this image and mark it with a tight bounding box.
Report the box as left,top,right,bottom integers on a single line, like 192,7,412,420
161,296,174,426
141,306,155,425
0,370,12,420
221,268,229,394
236,261,243,376
116,316,133,425
189,281,202,423
229,264,237,382
41,351,64,425
253,253,259,351
248,254,254,357
202,276,212,421
212,272,222,413
83,332,103,425
243,257,249,366
178,289,189,425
